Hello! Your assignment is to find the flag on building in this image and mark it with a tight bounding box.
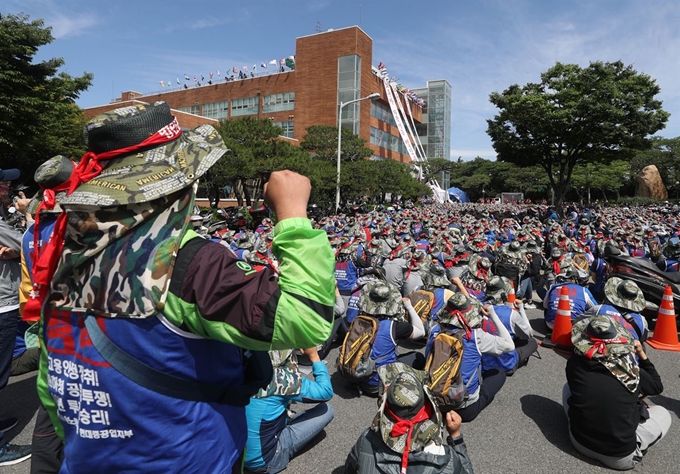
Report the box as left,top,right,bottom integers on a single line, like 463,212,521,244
269,59,277,66
176,78,180,84
194,76,197,82
210,72,214,79
253,64,257,71
217,69,221,77
378,61,385,69
159,81,164,87
243,65,248,72
285,57,295,70
232,66,238,73
184,74,190,81
168,80,171,88
261,62,267,68
201,74,205,81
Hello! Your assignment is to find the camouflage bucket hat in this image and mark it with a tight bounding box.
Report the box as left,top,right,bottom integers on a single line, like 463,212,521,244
57,102,228,207
467,255,492,276
437,293,483,328
422,265,450,288
375,363,443,454
604,277,646,313
359,281,403,317
485,276,510,304
236,232,255,250
572,316,635,363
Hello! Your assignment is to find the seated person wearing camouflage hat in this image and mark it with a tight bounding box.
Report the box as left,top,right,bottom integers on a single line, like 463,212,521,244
354,281,426,397
344,363,474,474
417,264,456,324
656,236,680,272
245,348,334,473
452,254,493,301
26,102,336,473
542,267,597,330
583,278,648,343
402,249,428,296
564,316,670,471
481,276,538,376
382,237,411,294
426,294,515,422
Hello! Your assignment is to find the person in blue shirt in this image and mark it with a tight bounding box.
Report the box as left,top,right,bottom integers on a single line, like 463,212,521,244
245,347,334,473
543,268,597,330
481,276,537,375
584,277,648,343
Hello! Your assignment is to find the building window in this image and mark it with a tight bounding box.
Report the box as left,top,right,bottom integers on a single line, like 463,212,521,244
202,100,229,119
231,96,260,117
338,54,361,135
371,101,398,127
177,104,200,115
263,92,295,113
273,121,294,138
370,127,407,155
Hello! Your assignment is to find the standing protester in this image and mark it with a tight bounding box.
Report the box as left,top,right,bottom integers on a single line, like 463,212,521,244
26,103,336,473
0,168,32,467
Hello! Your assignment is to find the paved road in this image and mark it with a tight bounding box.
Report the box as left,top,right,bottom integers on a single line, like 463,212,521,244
3,309,680,473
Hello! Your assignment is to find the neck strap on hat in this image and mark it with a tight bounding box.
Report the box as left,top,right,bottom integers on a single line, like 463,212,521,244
23,118,182,322
386,401,432,474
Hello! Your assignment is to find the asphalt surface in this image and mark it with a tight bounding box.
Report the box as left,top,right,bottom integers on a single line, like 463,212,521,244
3,308,680,474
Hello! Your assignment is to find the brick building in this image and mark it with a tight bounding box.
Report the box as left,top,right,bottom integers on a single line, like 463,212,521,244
84,26,451,168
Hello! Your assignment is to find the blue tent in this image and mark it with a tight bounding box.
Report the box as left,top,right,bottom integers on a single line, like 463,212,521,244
447,187,470,203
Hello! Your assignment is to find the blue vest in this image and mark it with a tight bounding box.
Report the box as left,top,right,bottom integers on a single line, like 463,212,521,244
545,283,593,325
43,309,246,473
345,290,361,324
589,258,607,294
594,304,645,341
429,288,451,321
17,218,57,358
480,305,519,372
415,239,430,253
234,248,249,260
335,259,358,295
366,320,398,387
425,324,482,396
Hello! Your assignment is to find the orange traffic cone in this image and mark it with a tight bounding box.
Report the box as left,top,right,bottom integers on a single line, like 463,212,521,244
647,285,680,351
550,286,574,350
506,281,516,306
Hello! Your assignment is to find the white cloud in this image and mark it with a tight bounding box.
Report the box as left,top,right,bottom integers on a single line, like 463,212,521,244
49,13,98,39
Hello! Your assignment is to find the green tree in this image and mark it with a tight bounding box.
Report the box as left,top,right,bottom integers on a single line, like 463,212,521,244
487,61,669,206
300,125,373,162
0,13,93,180
214,117,288,207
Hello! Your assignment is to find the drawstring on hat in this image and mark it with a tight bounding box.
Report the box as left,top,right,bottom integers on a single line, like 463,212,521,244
23,118,183,322
385,401,433,474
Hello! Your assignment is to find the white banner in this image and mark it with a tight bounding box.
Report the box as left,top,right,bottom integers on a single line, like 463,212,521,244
382,77,419,163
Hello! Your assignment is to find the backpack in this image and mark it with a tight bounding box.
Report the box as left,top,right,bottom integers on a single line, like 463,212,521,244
425,329,470,409
407,289,435,324
571,252,589,272
337,315,379,383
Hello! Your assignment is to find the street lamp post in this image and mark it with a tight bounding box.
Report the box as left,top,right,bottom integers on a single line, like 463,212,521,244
336,92,381,212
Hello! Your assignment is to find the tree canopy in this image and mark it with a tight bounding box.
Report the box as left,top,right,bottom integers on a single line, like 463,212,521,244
300,125,373,162
487,61,669,206
0,13,93,181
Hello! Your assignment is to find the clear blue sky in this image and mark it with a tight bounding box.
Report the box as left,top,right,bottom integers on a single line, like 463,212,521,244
5,0,679,161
